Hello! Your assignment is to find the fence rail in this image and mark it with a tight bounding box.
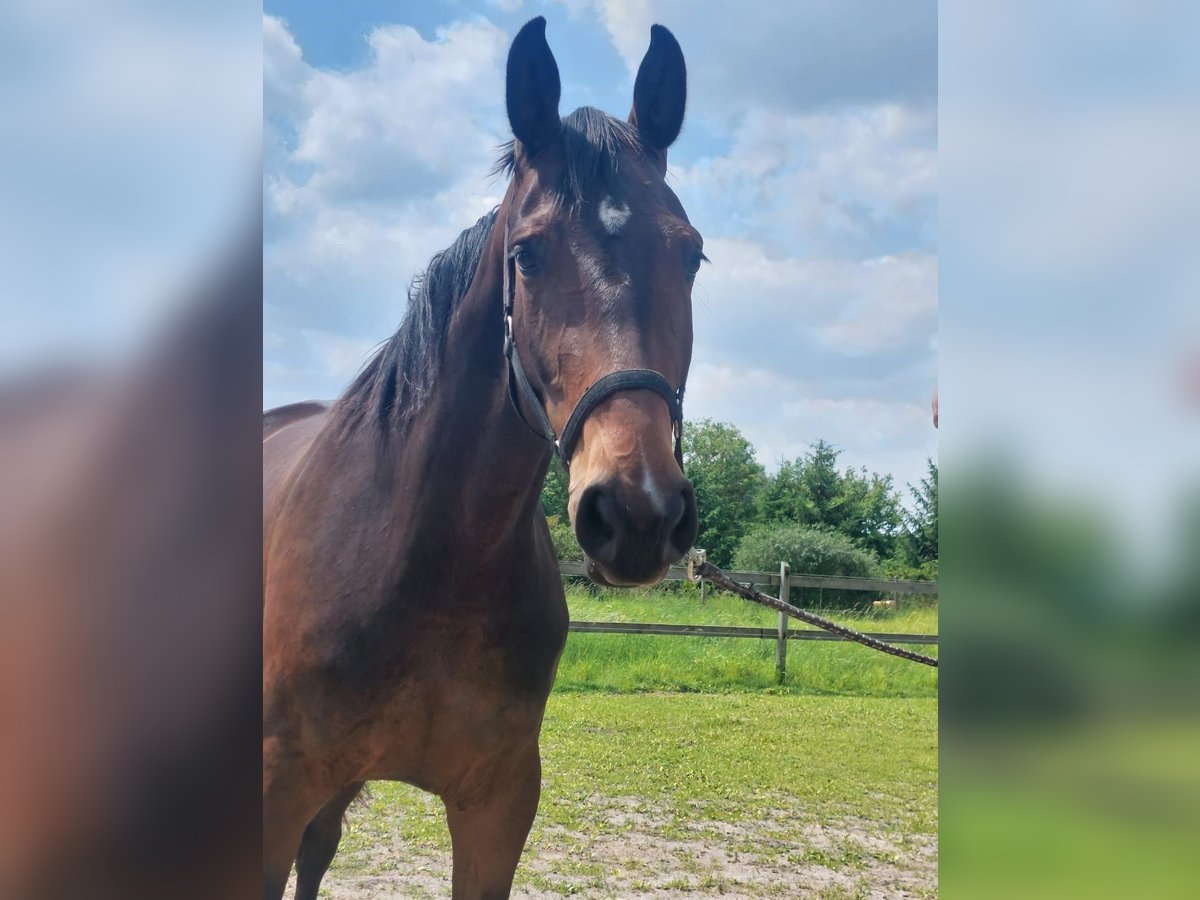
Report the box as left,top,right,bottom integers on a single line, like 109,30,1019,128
556,560,938,596
558,558,939,681
567,620,937,645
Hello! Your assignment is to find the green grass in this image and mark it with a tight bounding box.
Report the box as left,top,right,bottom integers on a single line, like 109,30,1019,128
941,721,1200,899
315,586,939,896
556,585,938,698
333,692,938,897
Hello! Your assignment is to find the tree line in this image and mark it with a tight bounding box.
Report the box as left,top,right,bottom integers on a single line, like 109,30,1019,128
543,420,938,602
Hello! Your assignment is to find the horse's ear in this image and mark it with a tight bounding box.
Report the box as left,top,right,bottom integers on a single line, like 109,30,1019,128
506,17,561,155
630,24,687,153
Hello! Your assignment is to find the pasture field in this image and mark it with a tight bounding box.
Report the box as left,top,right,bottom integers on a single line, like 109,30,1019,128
303,587,938,898
557,585,939,698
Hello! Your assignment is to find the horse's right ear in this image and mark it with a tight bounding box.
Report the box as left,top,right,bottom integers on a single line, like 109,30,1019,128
506,17,561,156
630,24,686,154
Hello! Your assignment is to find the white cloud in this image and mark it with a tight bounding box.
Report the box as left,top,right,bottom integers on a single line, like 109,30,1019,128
586,0,653,73
673,102,936,256
300,328,381,379
562,0,936,118
266,15,509,209
678,226,936,487
263,14,307,122
662,92,938,482
693,238,936,363
264,14,513,397
685,362,936,489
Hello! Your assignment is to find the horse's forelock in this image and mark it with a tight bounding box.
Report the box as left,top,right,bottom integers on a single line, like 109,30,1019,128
494,107,645,205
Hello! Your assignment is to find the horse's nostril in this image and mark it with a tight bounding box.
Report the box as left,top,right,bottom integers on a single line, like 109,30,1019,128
575,484,618,563
658,489,686,543
668,486,699,559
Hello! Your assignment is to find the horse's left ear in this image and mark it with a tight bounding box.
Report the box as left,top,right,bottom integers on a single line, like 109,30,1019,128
630,24,687,155
506,17,562,156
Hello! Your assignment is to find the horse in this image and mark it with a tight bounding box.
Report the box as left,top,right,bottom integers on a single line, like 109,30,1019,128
263,17,701,899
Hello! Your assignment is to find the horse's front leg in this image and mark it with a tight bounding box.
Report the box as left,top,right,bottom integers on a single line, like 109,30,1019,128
262,737,326,900
444,744,542,900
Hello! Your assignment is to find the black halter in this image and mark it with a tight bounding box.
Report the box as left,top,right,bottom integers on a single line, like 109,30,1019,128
502,223,685,471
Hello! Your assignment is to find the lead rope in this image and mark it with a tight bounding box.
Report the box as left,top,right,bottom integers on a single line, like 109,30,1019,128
687,551,939,668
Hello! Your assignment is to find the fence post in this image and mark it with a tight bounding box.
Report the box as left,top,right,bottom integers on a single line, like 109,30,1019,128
775,561,790,684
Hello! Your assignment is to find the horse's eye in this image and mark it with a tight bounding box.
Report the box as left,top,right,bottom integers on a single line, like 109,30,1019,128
514,246,538,274
685,250,707,280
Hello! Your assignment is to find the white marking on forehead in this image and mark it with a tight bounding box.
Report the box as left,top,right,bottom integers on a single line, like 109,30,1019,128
598,196,631,235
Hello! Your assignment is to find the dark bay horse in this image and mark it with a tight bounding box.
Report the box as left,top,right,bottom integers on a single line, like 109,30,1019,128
263,17,701,899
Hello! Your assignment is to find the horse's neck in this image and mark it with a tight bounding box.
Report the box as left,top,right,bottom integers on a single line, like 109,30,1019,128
385,233,552,554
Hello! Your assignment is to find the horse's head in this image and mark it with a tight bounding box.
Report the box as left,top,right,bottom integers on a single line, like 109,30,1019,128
500,18,700,586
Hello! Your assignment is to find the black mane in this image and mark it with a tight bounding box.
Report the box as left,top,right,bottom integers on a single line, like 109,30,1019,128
335,209,497,434
495,106,644,204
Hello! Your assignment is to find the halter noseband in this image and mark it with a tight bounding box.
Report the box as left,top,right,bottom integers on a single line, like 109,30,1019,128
502,222,685,470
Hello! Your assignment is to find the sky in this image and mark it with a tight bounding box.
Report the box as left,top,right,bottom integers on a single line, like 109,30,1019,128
1,1,259,375
263,0,939,494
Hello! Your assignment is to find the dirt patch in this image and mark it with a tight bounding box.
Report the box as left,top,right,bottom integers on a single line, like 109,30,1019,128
286,800,936,899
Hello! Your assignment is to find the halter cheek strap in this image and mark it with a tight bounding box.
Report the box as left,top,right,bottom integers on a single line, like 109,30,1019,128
503,222,686,470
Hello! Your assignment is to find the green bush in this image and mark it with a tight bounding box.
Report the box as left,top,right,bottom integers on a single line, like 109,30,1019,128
881,557,939,583
733,522,882,610
547,514,583,562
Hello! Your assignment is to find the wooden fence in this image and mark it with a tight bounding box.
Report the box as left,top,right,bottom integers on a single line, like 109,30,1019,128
559,559,938,681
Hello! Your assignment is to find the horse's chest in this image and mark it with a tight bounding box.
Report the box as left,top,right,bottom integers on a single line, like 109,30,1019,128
421,598,567,695
356,602,567,785
331,578,566,707
272,556,568,784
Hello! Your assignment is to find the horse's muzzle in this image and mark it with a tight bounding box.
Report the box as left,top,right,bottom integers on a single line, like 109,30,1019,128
575,474,697,586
